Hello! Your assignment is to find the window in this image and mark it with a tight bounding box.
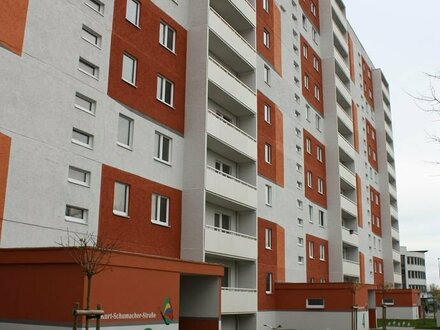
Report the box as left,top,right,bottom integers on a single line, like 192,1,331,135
296,145,302,153
81,25,101,47
304,74,309,90
307,171,312,188
214,213,231,230
68,166,90,186
263,0,269,12
265,228,272,249
126,0,140,26
309,241,314,258
317,177,324,194
308,205,313,222
264,65,270,85
302,44,308,58
122,54,137,85
298,237,304,246
266,273,273,294
297,218,304,226
298,256,304,264
314,85,320,101
263,29,270,48
311,2,317,16
154,132,172,164
215,160,231,176
296,163,303,173
117,114,134,149
79,58,99,78
306,298,324,309
306,138,311,153
222,267,230,287
382,298,395,306
72,128,93,149
74,93,96,114
306,105,310,121
312,28,318,43
264,143,272,164
297,199,303,209
317,146,323,162
157,75,174,106
319,245,325,260
159,21,176,52
264,104,271,124
113,182,129,216
318,210,324,227
265,184,272,206
151,194,170,225
296,181,303,190
313,56,319,71
316,114,321,131
302,14,307,30
85,0,104,14
65,205,87,223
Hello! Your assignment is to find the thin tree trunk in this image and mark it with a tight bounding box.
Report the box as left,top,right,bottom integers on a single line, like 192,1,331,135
86,274,92,330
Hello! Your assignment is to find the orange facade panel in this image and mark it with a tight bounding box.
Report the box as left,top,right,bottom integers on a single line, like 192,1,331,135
0,0,29,55
362,57,375,109
348,34,355,82
0,133,11,242
352,102,359,152
356,174,363,228
359,252,365,283
299,0,320,30
373,256,384,285
257,0,282,74
258,91,284,187
305,234,329,283
370,186,382,237
108,0,187,134
366,119,379,171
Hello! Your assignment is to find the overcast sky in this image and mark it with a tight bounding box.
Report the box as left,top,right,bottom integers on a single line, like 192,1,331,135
343,0,440,286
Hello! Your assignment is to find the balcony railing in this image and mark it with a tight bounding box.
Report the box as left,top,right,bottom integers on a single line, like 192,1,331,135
207,165,256,190
208,109,256,141
206,224,256,241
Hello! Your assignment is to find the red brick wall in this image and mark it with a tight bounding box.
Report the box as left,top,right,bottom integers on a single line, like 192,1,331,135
366,119,378,170
98,164,182,258
370,186,381,237
373,256,384,285
362,57,374,109
305,234,329,283
376,289,419,307
303,129,327,208
108,0,187,134
301,36,324,115
299,0,320,30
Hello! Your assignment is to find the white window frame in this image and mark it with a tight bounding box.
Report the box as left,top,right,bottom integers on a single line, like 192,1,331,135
151,193,170,226
265,184,272,206
303,44,308,58
122,53,137,86
298,237,304,246
306,298,325,309
311,2,317,16
65,205,88,224
74,93,96,115
266,272,273,294
297,218,304,226
81,25,101,47
317,146,323,162
309,241,314,259
126,0,140,26
159,21,176,52
263,0,269,12
306,138,311,153
113,182,130,217
265,228,272,249
264,143,272,164
298,256,304,264
117,114,134,149
78,58,99,79
304,73,310,90
318,177,324,194
314,85,320,101
264,65,270,85
308,205,313,222
72,128,93,149
313,56,319,71
157,75,174,107
264,104,271,124
263,29,270,48
68,166,90,187
307,171,313,188
316,114,321,131
319,245,325,261
318,210,324,227
85,0,104,14
154,131,172,165
297,199,303,209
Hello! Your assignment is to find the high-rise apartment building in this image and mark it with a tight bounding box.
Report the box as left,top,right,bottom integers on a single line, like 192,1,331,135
0,0,409,329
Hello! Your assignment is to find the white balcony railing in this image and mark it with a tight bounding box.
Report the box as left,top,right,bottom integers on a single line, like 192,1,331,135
221,287,257,314
339,163,356,188
342,227,359,247
391,227,399,241
331,0,347,30
337,105,353,132
225,0,256,27
386,142,395,160
340,194,357,217
207,109,256,160
343,259,360,277
392,249,400,262
387,163,396,179
334,48,350,82
209,8,256,68
338,133,356,161
205,225,257,260
336,75,352,106
333,21,348,56
389,184,397,199
208,57,256,114
206,165,257,209
390,205,398,220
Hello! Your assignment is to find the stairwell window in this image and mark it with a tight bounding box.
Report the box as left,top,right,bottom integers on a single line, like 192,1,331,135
117,114,134,149
264,143,272,164
151,194,170,226
265,184,272,206
74,93,96,115
264,65,271,85
65,205,88,223
81,25,101,47
122,54,137,86
157,75,174,107
265,228,272,249
154,132,172,164
72,128,93,149
85,0,104,14
126,0,140,26
113,182,129,217
68,166,90,187
78,58,99,79
159,21,176,52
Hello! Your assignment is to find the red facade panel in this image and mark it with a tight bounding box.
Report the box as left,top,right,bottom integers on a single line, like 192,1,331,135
0,133,11,242
348,33,355,82
301,36,324,115
0,0,29,55
362,57,374,109
370,185,382,237
305,234,329,283
98,164,182,258
258,92,284,187
108,0,187,134
356,174,363,228
366,119,378,171
303,129,327,208
373,256,384,285
299,0,320,30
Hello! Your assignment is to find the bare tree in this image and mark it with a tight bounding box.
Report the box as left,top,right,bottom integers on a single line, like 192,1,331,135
59,232,119,330
429,283,440,319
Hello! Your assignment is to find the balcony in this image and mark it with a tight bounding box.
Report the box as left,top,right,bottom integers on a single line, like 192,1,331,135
343,259,360,278
342,227,359,247
333,21,348,57
211,0,256,29
334,49,350,83
392,249,400,262
337,105,353,134
393,272,402,285
205,165,257,211
391,227,399,241
382,81,390,104
208,57,256,116
205,225,257,260
389,184,397,199
336,76,352,107
386,142,395,160
387,163,396,180
390,205,398,220
207,109,256,161
383,102,391,119
338,133,356,161
209,8,256,71
340,194,357,217
331,0,347,31
221,287,257,314
385,122,393,140
339,163,356,188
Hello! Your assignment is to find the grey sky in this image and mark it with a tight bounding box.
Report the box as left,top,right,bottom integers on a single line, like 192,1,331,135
343,0,440,286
